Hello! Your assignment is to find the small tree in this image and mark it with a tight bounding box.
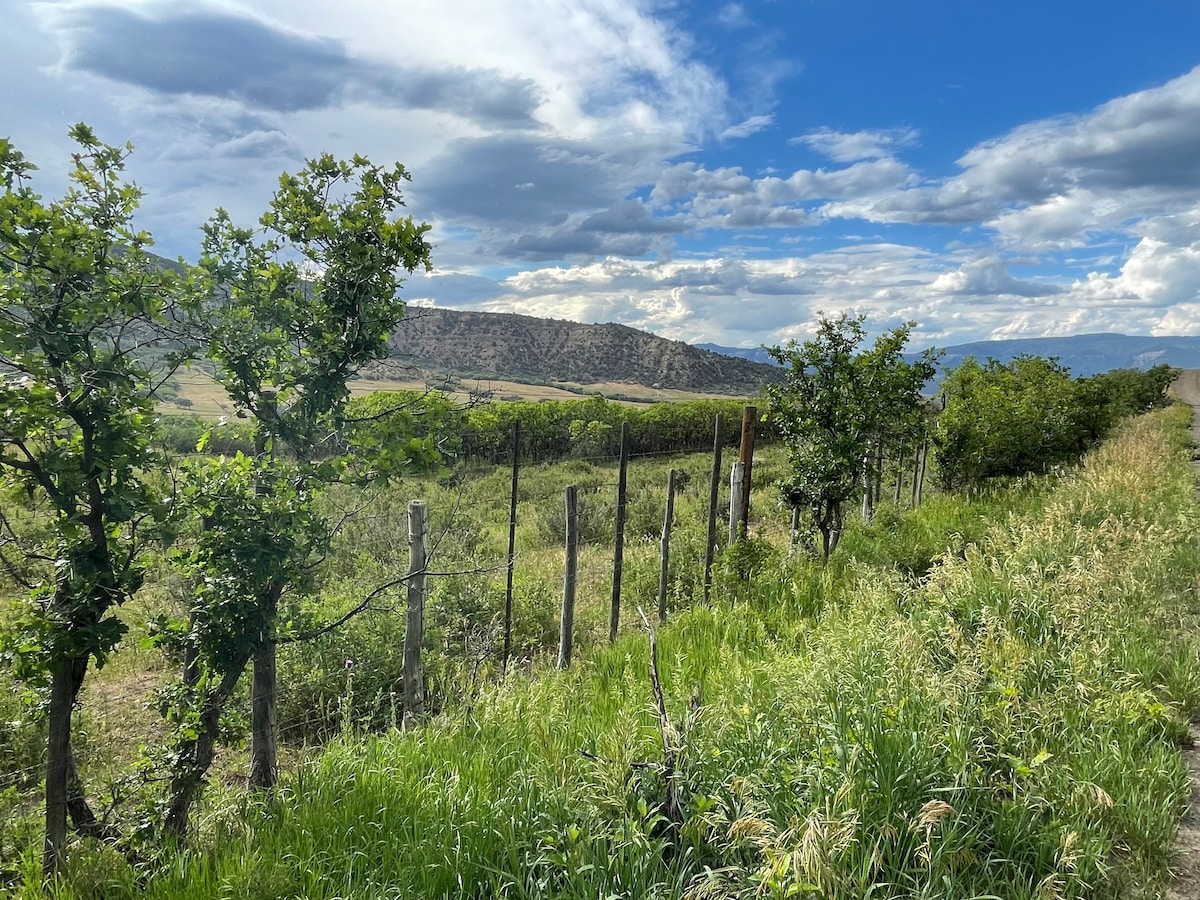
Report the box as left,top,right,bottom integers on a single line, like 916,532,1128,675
766,315,935,560
0,127,192,872
157,153,434,834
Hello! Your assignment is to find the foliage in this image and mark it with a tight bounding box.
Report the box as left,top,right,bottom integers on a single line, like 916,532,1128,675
151,151,436,831
155,414,255,457
19,407,1200,898
766,314,936,559
1076,363,1178,443
933,356,1177,490
0,125,185,674
0,126,193,870
452,396,773,464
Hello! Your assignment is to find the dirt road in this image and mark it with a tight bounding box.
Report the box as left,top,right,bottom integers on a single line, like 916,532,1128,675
1168,369,1200,900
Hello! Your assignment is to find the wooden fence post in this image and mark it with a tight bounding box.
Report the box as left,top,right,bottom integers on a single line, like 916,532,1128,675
609,421,630,643
559,485,578,669
502,420,521,674
738,406,756,535
658,469,677,623
703,414,723,604
403,500,427,724
729,461,745,544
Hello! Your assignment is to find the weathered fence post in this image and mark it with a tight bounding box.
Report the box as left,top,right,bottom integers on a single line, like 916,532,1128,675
729,461,745,544
738,406,756,535
609,421,630,642
790,505,801,553
502,420,521,674
403,500,427,723
658,468,677,623
559,485,579,669
703,414,723,604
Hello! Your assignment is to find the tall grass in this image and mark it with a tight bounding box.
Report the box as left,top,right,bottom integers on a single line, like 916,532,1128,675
14,406,1200,898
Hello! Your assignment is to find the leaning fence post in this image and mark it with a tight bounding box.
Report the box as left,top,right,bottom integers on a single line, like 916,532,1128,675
403,500,427,724
558,485,579,669
502,420,521,674
609,421,630,643
658,468,677,623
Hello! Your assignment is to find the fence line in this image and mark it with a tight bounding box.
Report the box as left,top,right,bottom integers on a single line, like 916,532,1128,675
3,410,937,819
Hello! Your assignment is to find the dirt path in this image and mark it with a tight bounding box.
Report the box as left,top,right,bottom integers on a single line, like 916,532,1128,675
1167,370,1200,900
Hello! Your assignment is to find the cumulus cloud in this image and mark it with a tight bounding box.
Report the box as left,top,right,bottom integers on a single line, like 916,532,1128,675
1064,210,1200,312
650,163,753,204
662,157,916,231
831,65,1200,245
930,256,1059,298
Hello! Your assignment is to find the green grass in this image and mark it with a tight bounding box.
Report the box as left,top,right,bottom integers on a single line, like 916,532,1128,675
7,406,1200,897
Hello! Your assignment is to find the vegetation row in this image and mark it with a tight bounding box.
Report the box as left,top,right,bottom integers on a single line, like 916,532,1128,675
0,124,1188,897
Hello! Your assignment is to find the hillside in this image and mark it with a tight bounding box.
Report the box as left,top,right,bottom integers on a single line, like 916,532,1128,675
388,308,782,395
701,333,1200,378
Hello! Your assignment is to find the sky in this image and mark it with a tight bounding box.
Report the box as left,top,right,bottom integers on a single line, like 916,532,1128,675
4,0,1200,350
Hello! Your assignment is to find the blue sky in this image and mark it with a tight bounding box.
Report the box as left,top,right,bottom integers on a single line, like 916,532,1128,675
5,0,1200,348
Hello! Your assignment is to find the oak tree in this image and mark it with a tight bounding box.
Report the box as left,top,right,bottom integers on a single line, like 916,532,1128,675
0,127,192,872
158,153,433,834
766,315,935,560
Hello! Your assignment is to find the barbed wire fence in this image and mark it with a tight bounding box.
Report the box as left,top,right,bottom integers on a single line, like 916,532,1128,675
0,408,932,841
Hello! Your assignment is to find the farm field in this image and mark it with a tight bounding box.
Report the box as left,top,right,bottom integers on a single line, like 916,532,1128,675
159,369,739,419
4,405,1200,898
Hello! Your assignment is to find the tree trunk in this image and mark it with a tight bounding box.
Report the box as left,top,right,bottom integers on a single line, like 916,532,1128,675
43,656,75,874
249,405,279,789
163,666,245,839
828,502,843,556
861,451,875,525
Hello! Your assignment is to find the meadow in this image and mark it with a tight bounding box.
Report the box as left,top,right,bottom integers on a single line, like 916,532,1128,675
3,403,1198,898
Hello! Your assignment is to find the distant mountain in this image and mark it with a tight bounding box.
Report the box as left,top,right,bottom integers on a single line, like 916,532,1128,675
694,342,779,366
700,334,1200,379
925,333,1200,377
388,308,783,395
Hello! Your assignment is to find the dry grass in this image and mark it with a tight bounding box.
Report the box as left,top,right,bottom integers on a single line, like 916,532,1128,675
160,372,736,419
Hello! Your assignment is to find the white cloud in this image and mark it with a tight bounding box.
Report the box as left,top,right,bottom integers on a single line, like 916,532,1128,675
1064,210,1200,312
720,114,774,141
792,127,919,162
12,1,1200,347
832,65,1200,243
930,256,1058,298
